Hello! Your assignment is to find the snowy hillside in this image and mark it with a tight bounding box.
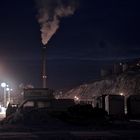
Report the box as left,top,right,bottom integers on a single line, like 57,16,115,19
63,67,140,99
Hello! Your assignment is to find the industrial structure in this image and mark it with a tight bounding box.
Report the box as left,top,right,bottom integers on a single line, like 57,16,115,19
42,46,47,88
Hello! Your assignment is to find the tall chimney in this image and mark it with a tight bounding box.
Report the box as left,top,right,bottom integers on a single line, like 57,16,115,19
42,46,47,88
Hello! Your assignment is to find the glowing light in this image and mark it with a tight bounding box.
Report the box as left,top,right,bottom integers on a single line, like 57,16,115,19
1,83,6,88
0,106,6,118
74,96,79,101
120,93,124,96
6,88,10,91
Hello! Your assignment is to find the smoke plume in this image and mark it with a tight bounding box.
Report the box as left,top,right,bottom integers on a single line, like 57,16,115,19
36,0,78,45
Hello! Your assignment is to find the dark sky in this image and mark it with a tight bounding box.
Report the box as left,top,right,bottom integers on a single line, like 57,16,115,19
0,0,140,90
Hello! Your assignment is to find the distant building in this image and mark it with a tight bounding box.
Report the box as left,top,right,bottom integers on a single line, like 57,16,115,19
100,69,112,77
100,58,140,79
122,63,128,72
113,63,122,74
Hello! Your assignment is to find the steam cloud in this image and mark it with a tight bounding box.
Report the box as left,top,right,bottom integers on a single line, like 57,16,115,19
36,0,78,45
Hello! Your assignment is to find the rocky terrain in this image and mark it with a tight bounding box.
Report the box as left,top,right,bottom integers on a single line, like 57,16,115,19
63,66,140,99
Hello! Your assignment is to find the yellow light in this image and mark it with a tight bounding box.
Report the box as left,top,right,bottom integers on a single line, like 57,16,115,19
74,96,79,101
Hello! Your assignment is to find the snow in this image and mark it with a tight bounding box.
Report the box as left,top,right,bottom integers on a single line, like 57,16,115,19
64,70,140,99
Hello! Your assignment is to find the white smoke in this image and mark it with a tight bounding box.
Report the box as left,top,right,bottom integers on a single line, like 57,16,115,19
36,0,78,45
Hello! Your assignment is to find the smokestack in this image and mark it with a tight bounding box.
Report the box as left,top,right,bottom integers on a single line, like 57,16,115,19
42,46,47,88
36,0,78,88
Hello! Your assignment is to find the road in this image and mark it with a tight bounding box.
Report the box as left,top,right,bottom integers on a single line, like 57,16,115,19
0,130,139,139
0,113,140,139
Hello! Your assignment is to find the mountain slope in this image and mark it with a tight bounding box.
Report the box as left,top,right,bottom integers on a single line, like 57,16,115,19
64,69,140,99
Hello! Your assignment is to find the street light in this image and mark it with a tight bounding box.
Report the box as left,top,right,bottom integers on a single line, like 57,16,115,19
6,88,9,106
1,82,6,107
6,87,11,106
1,82,6,88
6,87,10,91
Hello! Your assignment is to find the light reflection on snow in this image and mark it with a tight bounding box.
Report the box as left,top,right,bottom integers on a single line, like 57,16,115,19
0,106,6,119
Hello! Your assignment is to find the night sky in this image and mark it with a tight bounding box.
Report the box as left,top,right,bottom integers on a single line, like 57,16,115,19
0,0,140,90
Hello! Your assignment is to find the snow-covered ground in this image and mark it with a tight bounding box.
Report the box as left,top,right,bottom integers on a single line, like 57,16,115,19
64,69,140,99
0,107,6,121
